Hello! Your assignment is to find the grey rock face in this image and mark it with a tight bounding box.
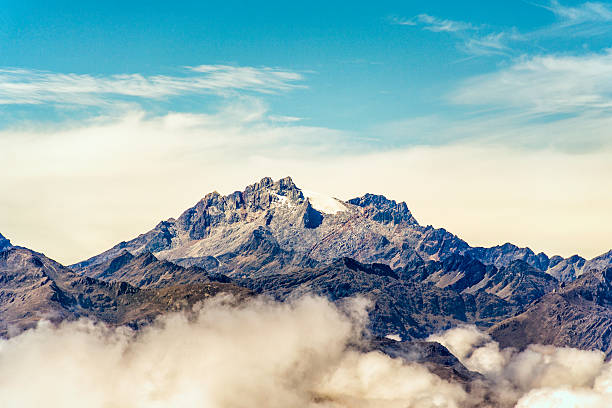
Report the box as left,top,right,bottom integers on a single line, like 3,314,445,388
347,193,418,225
403,256,558,309
0,233,11,251
302,201,324,229
546,254,586,282
468,260,558,306
583,250,612,276
402,253,492,292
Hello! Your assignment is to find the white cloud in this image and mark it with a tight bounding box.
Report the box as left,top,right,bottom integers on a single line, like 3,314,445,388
0,65,304,106
430,326,612,407
461,32,513,56
394,13,515,57
0,295,471,408
415,14,475,33
450,49,612,115
393,14,475,33
4,296,612,407
397,2,612,58
268,115,303,122
542,0,612,23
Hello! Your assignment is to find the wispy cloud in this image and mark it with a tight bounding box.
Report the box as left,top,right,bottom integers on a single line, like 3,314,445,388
451,49,612,115
392,13,514,57
461,32,514,56
528,0,612,37
539,0,612,23
0,65,304,106
392,14,475,33
396,2,612,57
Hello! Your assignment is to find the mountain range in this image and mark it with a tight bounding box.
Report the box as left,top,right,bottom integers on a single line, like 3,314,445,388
2,176,612,367
72,176,610,281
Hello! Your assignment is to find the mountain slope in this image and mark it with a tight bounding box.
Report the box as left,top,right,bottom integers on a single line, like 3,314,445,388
239,256,555,341
489,267,612,356
0,245,250,336
584,250,612,276
78,250,230,289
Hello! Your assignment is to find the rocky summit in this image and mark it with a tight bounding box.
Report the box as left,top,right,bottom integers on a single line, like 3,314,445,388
3,176,612,359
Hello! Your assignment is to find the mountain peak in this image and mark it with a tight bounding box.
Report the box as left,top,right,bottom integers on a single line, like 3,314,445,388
245,176,303,200
348,193,418,225
0,233,12,251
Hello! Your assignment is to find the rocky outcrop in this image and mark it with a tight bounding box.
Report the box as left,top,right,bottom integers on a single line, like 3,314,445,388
348,193,418,225
0,233,11,251
403,253,492,292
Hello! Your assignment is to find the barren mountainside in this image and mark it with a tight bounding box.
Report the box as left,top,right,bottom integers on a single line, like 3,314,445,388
0,246,250,336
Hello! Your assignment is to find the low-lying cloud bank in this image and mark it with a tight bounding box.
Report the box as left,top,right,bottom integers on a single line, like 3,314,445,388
0,295,611,408
0,296,468,408
430,326,612,407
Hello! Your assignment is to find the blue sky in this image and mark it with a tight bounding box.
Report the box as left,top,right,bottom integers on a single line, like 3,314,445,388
2,0,612,262
4,0,612,138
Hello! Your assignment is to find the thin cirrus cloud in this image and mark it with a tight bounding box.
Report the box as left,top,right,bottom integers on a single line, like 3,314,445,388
396,48,612,152
392,13,514,56
0,65,304,106
450,49,612,116
461,32,513,56
392,13,475,33
528,0,612,38
396,1,612,57
539,0,612,23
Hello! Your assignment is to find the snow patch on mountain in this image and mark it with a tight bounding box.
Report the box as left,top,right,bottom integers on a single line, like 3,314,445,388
272,193,293,207
302,190,348,214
